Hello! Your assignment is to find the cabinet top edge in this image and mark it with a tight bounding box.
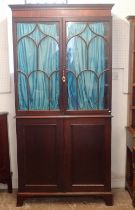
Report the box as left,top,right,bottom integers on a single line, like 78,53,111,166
127,126,135,137
9,4,114,11
127,16,135,20
0,112,8,116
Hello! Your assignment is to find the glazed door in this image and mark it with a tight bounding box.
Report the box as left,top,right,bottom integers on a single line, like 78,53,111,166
63,19,112,113
16,118,64,192
15,19,63,114
15,18,111,115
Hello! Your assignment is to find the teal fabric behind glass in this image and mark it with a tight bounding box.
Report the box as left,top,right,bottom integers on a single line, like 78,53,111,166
67,22,108,110
17,23,59,110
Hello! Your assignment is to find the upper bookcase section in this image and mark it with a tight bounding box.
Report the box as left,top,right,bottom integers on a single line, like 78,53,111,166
10,4,113,115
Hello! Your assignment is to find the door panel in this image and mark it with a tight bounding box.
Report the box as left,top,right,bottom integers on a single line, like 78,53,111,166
16,118,63,192
0,115,10,179
64,117,111,192
16,21,61,111
64,20,111,111
71,124,104,184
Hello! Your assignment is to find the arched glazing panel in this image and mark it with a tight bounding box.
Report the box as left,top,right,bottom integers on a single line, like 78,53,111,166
18,72,28,110
29,25,45,45
38,23,59,40
89,22,106,36
17,22,60,111
66,21,110,110
38,37,59,74
78,71,98,110
67,71,77,110
29,71,49,110
50,71,60,110
67,23,86,40
17,37,37,74
17,23,36,39
88,36,108,71
67,37,87,73
99,70,110,109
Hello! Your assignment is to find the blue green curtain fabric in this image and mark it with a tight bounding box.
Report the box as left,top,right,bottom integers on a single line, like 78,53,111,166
17,21,108,111
67,22,108,110
17,23,59,110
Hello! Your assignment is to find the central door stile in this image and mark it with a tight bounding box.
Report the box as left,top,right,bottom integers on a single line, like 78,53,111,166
59,18,65,114
56,118,65,192
62,117,72,192
61,18,68,114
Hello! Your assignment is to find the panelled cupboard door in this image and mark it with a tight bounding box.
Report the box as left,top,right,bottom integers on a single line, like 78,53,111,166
16,117,111,193
14,18,111,114
16,118,64,192
63,117,111,192
0,114,12,192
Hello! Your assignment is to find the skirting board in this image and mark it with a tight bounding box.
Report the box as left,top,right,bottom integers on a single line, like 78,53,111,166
111,177,125,188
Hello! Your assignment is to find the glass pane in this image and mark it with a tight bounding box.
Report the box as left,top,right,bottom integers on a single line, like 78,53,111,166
18,73,28,110
50,72,59,110
66,22,109,110
17,37,37,74
29,71,49,110
17,22,60,111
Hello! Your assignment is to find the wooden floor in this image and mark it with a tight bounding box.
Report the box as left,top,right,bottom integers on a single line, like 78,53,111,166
0,189,134,210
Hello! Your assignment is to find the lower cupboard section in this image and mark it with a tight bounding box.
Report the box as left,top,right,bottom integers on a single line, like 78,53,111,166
126,129,135,207
16,116,113,206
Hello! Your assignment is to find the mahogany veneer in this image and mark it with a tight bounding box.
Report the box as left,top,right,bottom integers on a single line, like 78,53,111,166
126,16,135,207
10,4,113,206
0,113,12,193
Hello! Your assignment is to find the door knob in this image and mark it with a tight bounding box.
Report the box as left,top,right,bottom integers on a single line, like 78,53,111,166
62,70,66,83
